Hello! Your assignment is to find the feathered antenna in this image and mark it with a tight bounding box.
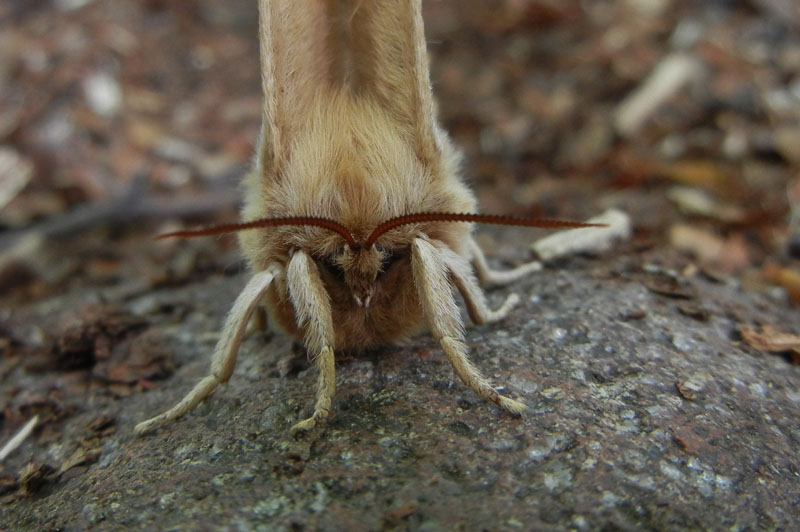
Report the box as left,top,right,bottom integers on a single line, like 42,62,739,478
364,212,605,249
157,216,359,251
158,212,604,251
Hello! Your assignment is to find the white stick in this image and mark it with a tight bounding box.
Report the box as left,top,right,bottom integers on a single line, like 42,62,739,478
614,53,703,137
531,208,632,261
0,415,39,463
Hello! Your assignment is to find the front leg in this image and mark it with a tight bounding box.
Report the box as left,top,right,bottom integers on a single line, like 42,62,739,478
285,249,336,434
135,265,280,435
411,238,526,414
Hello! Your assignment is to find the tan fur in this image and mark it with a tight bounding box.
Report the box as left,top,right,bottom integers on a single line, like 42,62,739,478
285,250,336,432
433,240,521,325
240,0,476,350
137,0,537,435
411,238,525,414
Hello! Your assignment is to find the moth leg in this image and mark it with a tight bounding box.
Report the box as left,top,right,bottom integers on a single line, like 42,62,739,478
135,265,281,436
469,237,541,286
412,238,526,414
434,242,519,325
244,306,269,337
285,249,336,434
288,346,335,434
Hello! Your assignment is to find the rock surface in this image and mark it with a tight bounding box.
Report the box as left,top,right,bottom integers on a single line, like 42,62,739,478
2,242,799,530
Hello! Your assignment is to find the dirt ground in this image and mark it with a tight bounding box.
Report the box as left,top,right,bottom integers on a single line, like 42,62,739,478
1,0,799,530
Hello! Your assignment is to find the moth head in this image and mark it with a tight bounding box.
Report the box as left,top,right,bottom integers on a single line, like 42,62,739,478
158,213,603,309
322,245,394,308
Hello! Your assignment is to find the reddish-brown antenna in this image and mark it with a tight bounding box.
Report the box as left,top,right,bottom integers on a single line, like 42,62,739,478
364,212,604,249
158,212,603,252
157,216,359,250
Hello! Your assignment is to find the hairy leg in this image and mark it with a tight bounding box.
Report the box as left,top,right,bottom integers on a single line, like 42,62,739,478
244,306,269,337
285,249,336,434
433,241,519,325
411,237,525,414
135,265,280,435
469,237,541,286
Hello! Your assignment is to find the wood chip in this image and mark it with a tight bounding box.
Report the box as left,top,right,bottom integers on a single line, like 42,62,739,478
531,208,632,261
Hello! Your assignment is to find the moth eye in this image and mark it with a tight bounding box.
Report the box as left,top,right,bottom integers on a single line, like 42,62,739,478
318,257,345,282
379,250,403,273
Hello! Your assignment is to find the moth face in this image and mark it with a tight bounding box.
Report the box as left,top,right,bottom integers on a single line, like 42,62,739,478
316,243,409,308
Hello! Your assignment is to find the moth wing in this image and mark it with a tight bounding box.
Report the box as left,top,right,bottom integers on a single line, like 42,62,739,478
256,0,443,178
345,0,443,163
256,0,331,178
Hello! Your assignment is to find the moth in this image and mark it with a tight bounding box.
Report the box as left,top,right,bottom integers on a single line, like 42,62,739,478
135,0,597,436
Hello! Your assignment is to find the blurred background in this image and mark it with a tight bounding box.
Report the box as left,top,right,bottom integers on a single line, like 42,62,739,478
1,0,800,521
1,0,799,306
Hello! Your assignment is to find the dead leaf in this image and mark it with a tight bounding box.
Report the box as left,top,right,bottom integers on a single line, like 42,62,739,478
654,160,729,187
385,500,419,524
739,324,800,363
0,474,18,496
668,186,746,223
18,462,57,497
95,328,174,384
678,302,710,321
55,304,148,371
669,225,749,273
58,446,101,476
86,416,116,437
763,264,800,304
643,273,695,299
